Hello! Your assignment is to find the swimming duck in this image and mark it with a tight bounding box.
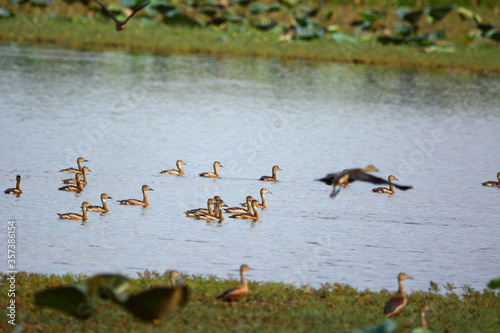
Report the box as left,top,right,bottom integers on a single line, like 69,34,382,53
230,200,260,220
117,185,153,206
59,157,87,173
4,175,22,195
58,201,90,220
62,166,90,185
160,160,186,176
482,172,500,187
58,172,84,192
241,188,270,209
199,161,222,178
372,175,399,194
185,198,215,217
94,0,150,32
317,168,412,198
216,264,250,303
195,200,227,221
87,193,112,213
383,272,413,317
259,165,281,181
224,196,254,214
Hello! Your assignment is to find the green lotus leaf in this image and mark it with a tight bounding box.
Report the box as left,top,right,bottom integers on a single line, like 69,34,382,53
267,3,281,13
249,3,267,15
0,7,13,17
486,29,500,42
393,22,412,36
359,9,385,23
330,32,357,44
487,277,500,289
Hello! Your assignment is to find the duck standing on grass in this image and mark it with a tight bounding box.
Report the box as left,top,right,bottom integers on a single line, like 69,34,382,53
217,264,250,304
383,272,413,317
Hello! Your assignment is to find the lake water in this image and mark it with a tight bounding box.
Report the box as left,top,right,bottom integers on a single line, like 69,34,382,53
1,43,499,292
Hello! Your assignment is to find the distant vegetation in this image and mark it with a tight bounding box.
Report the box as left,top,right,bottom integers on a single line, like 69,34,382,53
0,0,499,71
1,271,500,332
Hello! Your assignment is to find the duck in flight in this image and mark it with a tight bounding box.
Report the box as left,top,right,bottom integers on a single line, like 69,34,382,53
94,0,150,31
316,166,412,198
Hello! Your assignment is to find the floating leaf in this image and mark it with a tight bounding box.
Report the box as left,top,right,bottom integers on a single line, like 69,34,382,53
35,285,93,320
487,277,500,289
393,22,412,37
266,3,281,13
0,8,13,18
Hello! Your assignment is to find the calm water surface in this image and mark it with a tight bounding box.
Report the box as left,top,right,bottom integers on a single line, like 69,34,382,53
1,44,499,292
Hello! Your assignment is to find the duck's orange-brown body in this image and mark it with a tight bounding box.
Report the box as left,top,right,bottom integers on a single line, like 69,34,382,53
217,264,250,303
259,165,281,181
200,161,222,178
59,172,84,192
58,202,90,220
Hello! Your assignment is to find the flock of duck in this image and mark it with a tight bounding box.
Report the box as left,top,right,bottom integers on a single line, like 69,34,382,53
3,157,499,318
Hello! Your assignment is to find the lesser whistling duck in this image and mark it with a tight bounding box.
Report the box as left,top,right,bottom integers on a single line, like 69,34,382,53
317,168,412,198
482,172,500,187
230,200,260,220
383,272,413,317
59,157,87,173
199,161,222,178
87,193,112,213
195,201,227,221
185,198,215,217
340,165,378,187
259,165,281,181
62,166,90,185
216,264,250,303
117,185,153,206
160,160,186,176
419,305,432,329
58,172,84,192
4,175,22,195
170,270,180,286
241,188,271,209
94,0,150,31
224,196,254,214
58,201,90,220
372,175,399,194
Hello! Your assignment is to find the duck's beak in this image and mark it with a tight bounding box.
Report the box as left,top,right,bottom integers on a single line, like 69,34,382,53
149,188,154,191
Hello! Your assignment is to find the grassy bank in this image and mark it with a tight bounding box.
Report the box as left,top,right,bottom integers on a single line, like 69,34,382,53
2,271,500,332
0,0,499,72
1,14,500,72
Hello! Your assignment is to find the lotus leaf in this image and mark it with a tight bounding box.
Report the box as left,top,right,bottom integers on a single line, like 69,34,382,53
396,7,423,25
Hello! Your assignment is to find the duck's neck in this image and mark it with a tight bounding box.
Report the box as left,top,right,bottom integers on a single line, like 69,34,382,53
77,160,83,171
213,165,220,177
82,207,88,220
76,176,83,190
177,162,185,175
240,269,247,287
142,188,149,205
217,207,224,221
388,178,395,193
253,204,259,219
246,199,253,214
101,198,109,211
16,178,21,191
260,192,267,208
272,169,277,180
398,279,405,296
420,310,427,329
170,276,176,286
81,171,88,183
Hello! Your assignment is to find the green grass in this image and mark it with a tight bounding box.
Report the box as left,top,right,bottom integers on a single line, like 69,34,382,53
2,271,500,332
